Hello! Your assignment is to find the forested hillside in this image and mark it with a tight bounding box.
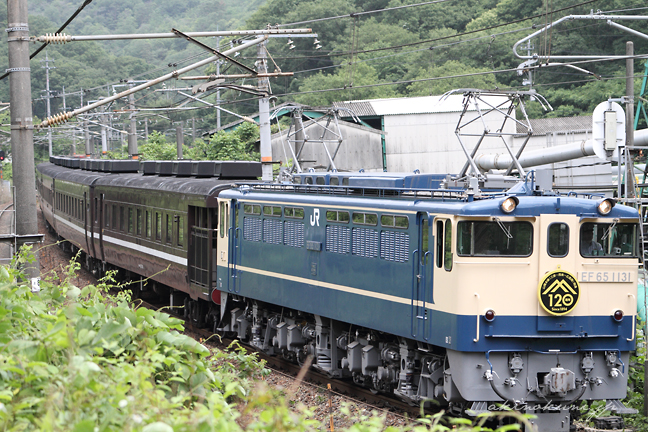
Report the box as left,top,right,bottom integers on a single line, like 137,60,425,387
1,0,648,154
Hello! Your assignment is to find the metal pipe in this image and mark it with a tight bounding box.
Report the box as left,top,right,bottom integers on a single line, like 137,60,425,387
39,36,268,128
34,28,312,43
475,140,596,171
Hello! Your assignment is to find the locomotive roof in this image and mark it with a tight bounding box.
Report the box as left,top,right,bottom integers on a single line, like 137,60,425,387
220,184,640,220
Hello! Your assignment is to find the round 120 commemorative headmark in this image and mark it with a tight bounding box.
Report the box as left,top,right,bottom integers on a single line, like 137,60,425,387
538,270,580,316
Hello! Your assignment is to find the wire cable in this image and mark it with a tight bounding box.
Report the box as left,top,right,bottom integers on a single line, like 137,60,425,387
277,0,456,27
0,0,94,81
274,0,599,59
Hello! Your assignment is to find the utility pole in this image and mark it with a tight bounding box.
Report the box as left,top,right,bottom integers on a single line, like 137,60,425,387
216,34,221,130
100,105,107,155
257,40,272,181
144,118,149,140
7,0,40,288
41,51,55,157
62,85,66,111
127,79,138,158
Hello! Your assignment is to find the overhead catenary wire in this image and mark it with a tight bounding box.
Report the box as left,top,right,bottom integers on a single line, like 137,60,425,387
276,0,456,27
0,0,94,81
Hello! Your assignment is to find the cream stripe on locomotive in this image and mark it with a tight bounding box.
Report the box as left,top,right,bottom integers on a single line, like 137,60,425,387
233,263,636,318
238,198,419,214
53,213,187,266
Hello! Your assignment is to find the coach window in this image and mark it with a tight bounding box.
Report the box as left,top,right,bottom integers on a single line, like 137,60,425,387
330,177,339,186
316,177,325,185
136,209,142,236
94,198,99,223
304,177,313,185
177,216,184,246
263,205,281,217
155,212,162,240
119,207,125,231
166,214,172,243
548,223,569,257
128,208,134,233
444,221,453,271
112,205,117,229
146,211,152,238
105,204,109,227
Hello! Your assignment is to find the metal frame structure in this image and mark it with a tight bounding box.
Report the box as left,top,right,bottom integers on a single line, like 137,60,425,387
441,89,552,179
274,106,360,174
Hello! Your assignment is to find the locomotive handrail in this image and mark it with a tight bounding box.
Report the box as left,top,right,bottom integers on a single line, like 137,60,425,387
473,293,480,343
411,249,419,339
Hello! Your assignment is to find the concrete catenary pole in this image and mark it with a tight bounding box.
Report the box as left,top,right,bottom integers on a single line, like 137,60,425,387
6,0,40,287
176,124,183,159
257,40,272,181
128,80,138,158
625,41,635,198
100,105,107,155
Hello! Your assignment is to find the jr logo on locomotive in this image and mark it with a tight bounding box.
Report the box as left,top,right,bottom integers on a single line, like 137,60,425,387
538,269,580,315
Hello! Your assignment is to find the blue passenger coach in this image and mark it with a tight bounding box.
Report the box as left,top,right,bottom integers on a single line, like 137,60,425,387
215,176,639,430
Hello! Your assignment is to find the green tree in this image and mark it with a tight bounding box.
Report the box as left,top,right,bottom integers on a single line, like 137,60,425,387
138,132,183,160
189,122,260,161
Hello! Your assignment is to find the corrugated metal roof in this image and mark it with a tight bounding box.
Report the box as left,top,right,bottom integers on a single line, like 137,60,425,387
335,94,511,117
333,101,376,117
517,116,592,135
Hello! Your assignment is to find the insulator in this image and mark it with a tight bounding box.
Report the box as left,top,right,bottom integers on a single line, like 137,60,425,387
41,33,70,44
46,112,73,127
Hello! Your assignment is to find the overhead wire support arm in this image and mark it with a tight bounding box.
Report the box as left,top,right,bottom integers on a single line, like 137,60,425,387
171,28,257,75
33,28,313,43
513,13,648,61
38,35,269,128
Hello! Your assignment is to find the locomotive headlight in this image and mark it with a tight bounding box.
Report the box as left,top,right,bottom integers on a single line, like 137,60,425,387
613,310,624,322
500,197,519,214
597,198,615,215
484,309,496,322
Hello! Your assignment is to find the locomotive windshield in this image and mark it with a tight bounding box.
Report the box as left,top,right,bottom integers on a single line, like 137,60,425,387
580,222,638,258
457,221,533,257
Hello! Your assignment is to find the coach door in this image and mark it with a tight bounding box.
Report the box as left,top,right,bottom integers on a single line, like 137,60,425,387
215,199,240,294
412,212,433,340
188,206,216,298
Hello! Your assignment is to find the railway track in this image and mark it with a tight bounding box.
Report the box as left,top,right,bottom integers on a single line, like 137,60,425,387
136,298,427,423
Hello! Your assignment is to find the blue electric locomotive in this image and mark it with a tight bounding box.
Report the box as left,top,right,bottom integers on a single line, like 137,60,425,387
37,157,641,431
215,172,640,431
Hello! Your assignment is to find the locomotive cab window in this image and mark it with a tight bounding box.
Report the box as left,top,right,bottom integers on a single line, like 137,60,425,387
457,220,533,257
580,222,638,258
548,223,569,257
